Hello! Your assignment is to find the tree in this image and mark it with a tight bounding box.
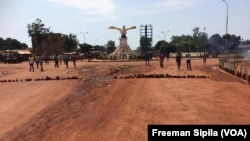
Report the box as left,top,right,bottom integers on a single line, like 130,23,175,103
191,27,209,52
170,35,185,52
27,18,50,37
61,33,79,52
79,43,92,53
27,18,51,54
222,34,241,50
10,39,22,49
208,33,241,54
198,32,208,52
154,40,167,51
93,45,106,53
0,37,28,50
192,27,200,39
140,36,152,53
106,40,116,54
21,43,28,48
209,34,225,55
159,42,168,55
192,27,201,52
153,26,247,56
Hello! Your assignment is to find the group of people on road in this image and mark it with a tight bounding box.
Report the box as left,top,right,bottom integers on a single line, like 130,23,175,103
144,51,208,71
175,52,207,71
29,55,44,72
159,52,192,71
28,54,78,72
54,54,77,69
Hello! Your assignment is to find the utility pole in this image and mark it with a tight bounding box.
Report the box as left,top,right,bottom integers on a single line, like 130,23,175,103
161,30,169,41
80,31,88,43
222,0,228,57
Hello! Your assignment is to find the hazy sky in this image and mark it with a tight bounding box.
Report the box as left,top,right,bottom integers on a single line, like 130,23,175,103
0,0,250,49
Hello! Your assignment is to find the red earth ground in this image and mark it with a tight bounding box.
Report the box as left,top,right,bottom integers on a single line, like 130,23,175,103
0,57,250,141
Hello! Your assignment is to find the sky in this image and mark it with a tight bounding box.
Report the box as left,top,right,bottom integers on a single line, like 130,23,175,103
1,0,250,50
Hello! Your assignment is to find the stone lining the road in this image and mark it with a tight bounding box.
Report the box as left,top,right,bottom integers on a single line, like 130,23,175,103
114,74,210,79
0,76,81,83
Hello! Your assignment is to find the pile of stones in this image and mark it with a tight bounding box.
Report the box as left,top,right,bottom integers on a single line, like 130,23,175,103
0,76,80,83
114,74,209,79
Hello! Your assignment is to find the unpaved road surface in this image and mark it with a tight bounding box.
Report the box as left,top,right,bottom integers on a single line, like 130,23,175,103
0,58,250,141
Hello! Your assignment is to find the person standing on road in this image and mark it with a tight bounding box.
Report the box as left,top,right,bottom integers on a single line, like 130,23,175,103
29,55,35,72
71,54,77,68
34,55,39,69
159,53,164,68
203,52,207,65
45,56,50,64
166,52,170,62
144,52,150,66
186,51,192,71
54,54,59,68
64,55,69,68
176,52,182,70
39,55,44,71
58,55,62,65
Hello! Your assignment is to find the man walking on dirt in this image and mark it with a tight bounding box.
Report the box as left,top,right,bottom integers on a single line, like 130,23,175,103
64,55,69,68
159,53,164,68
29,55,35,72
144,52,150,66
54,54,59,68
38,55,44,71
203,52,207,65
186,52,192,71
71,55,77,68
176,52,182,70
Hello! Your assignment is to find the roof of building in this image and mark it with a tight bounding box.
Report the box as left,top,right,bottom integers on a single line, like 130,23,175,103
5,49,32,54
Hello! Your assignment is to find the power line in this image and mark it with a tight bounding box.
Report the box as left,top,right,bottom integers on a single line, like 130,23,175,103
228,5,250,20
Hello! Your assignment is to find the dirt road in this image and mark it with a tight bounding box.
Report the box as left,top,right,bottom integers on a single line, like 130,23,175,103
0,58,250,141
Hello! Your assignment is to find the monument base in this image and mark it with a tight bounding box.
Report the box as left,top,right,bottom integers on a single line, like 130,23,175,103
108,38,133,60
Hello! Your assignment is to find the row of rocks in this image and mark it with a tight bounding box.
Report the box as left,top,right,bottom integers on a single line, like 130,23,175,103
114,74,209,79
0,76,80,83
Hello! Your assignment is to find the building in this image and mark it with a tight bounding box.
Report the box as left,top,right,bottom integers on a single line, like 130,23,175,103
0,49,32,63
31,33,63,56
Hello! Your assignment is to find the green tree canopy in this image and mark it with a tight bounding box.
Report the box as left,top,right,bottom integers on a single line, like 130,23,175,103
79,43,92,53
0,37,28,50
61,33,79,52
27,18,50,37
106,40,116,54
140,36,152,53
27,18,51,52
154,40,167,51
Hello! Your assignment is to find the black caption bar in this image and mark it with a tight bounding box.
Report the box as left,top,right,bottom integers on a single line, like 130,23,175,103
148,124,250,141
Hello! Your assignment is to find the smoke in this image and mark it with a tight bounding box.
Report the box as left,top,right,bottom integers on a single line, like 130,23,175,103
208,38,225,54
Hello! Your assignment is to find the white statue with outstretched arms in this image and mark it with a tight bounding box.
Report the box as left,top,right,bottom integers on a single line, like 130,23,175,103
108,25,136,38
